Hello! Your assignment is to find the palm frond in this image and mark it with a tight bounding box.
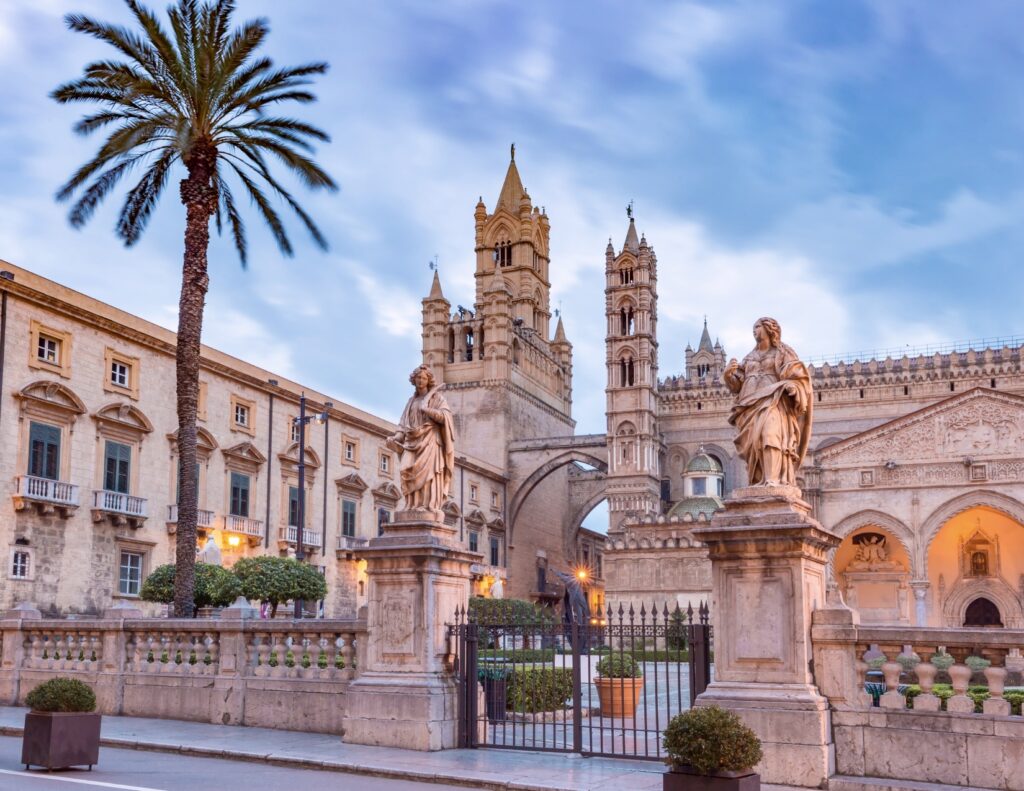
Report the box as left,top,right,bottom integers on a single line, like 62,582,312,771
116,147,177,245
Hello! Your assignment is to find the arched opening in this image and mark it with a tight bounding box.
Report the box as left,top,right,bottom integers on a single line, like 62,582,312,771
464,328,474,361
964,597,1003,627
447,328,455,363
833,525,911,624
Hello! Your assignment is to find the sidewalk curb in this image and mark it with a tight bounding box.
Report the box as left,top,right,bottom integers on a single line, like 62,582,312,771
0,723,594,791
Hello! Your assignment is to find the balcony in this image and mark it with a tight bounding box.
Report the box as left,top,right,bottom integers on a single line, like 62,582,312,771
166,505,216,536
13,475,79,517
336,533,368,559
278,524,323,551
223,514,264,545
91,489,147,529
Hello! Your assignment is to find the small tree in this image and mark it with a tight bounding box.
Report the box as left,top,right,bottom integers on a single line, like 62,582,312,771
233,556,326,617
140,562,240,612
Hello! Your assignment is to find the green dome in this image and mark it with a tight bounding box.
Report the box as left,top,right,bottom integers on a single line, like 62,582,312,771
686,453,722,474
668,496,723,519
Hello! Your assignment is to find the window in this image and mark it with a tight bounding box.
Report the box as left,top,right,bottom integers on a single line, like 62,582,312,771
377,507,391,536
491,491,499,509
38,335,60,365
697,363,710,378
380,453,391,474
290,418,301,444
692,477,707,496
490,537,501,567
288,485,301,527
537,565,547,592
28,421,61,480
495,239,512,267
11,551,30,579
235,403,250,427
118,551,143,596
619,267,634,285
230,395,256,435
469,484,479,502
103,348,140,399
230,472,250,517
341,499,357,537
111,361,129,388
29,320,72,378
583,546,590,566
596,554,603,578
344,441,356,462
103,441,131,494
469,531,479,553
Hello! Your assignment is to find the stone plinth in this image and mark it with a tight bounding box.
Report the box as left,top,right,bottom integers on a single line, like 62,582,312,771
344,509,475,751
692,485,840,788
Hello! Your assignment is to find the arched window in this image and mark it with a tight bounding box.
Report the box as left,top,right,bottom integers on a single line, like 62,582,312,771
619,357,635,387
619,307,635,336
494,238,512,267
464,328,474,361
512,339,520,365
619,267,634,285
964,597,1003,627
447,328,455,364
697,363,710,378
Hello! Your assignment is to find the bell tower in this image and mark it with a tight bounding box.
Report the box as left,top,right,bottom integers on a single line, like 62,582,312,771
604,211,662,531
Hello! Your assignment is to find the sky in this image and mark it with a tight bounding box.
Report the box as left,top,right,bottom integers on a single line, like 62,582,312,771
2,0,1024,446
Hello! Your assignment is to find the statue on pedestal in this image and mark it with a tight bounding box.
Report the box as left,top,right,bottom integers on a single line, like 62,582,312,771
723,317,813,487
387,365,455,512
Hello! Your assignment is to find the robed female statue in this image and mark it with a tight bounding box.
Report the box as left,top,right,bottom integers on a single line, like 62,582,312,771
387,365,455,512
723,317,813,487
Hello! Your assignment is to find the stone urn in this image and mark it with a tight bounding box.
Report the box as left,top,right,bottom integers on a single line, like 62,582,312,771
663,765,759,791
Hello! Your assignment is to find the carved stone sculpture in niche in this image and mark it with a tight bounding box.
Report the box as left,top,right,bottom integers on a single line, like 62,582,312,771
847,532,900,571
959,520,999,580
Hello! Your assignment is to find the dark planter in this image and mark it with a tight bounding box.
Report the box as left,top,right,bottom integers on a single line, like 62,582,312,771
483,678,508,721
22,711,101,771
664,765,759,791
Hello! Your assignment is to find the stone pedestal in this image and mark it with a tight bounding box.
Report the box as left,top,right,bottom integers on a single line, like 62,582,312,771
692,485,840,789
344,508,475,751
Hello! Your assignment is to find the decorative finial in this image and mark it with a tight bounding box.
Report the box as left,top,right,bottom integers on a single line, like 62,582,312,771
626,199,634,221
428,255,439,272
703,315,707,327
510,142,515,162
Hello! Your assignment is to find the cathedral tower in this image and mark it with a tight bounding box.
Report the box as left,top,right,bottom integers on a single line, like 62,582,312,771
604,214,662,531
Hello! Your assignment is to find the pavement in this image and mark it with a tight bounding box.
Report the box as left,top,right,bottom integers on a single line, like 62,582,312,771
0,706,803,791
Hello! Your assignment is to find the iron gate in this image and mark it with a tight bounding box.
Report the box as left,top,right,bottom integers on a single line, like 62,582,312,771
449,602,712,760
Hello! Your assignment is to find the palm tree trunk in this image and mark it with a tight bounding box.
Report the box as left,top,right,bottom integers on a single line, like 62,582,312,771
173,145,218,618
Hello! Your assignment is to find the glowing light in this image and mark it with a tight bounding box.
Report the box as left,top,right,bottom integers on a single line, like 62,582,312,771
227,535,241,547
576,568,588,580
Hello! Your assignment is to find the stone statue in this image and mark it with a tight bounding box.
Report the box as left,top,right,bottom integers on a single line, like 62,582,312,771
723,317,813,487
855,535,887,565
387,365,455,512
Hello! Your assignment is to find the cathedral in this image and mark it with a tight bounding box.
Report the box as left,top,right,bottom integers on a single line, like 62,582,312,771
424,152,1024,629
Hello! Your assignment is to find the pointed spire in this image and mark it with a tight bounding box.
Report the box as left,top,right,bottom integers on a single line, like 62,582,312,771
496,150,527,212
623,218,640,254
428,270,445,301
698,317,713,353
553,315,567,343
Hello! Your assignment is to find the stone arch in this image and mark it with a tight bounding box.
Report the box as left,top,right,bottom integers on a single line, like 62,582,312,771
942,577,1024,628
508,449,607,543
921,490,1024,558
92,402,154,435
568,491,609,545
830,509,917,575
484,218,516,248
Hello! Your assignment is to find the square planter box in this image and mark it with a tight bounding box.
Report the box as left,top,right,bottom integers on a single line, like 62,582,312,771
664,765,759,791
22,712,101,771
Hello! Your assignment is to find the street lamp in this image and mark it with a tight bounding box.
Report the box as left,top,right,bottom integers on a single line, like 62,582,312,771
292,393,331,618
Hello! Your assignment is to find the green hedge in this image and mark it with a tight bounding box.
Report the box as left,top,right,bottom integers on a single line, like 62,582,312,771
478,648,555,662
469,597,554,626
507,668,573,713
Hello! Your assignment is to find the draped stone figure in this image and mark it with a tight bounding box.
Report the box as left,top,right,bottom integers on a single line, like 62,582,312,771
387,365,455,512
723,317,813,487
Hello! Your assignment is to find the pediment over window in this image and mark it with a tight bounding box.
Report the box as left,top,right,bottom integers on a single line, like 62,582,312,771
372,482,401,504
92,403,154,436
442,499,462,519
222,441,267,469
465,508,488,526
336,472,369,495
166,427,219,455
488,516,506,532
278,442,322,470
16,380,86,417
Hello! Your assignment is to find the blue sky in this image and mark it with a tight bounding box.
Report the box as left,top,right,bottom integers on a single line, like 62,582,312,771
2,0,1023,440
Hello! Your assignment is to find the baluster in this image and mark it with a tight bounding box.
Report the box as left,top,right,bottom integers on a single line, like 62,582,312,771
270,633,286,678
54,633,68,670
879,644,905,709
23,634,37,669
323,634,340,679
64,633,79,671
913,647,941,711
339,633,355,680
982,648,1010,716
854,644,873,708
308,634,323,679
126,631,140,672
946,646,974,713
144,631,159,672
175,632,189,672
253,633,270,677
205,632,219,674
88,631,101,669
157,633,173,672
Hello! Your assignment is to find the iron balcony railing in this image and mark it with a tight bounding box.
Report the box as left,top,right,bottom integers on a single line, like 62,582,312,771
279,524,322,547
92,490,147,517
166,505,215,529
15,476,79,507
224,514,264,538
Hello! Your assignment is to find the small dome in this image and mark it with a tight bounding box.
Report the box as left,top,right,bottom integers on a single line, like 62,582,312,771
668,496,723,519
686,453,722,474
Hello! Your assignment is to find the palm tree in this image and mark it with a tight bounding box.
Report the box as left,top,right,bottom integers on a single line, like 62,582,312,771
53,0,336,616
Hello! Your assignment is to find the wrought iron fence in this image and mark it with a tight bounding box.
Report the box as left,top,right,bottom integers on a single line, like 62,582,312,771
449,601,712,760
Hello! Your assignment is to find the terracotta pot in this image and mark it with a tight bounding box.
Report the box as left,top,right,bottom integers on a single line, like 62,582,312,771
663,765,760,791
22,711,101,770
594,675,644,718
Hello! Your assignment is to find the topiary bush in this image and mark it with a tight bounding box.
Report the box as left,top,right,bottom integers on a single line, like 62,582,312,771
468,597,553,626
140,562,242,611
507,668,572,713
596,653,641,678
663,705,762,775
26,678,96,713
232,556,326,617
478,648,554,662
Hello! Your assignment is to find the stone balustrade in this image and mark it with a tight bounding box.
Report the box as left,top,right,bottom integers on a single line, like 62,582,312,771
0,608,366,735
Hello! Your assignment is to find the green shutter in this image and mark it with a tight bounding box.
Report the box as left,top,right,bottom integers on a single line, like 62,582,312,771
28,422,61,480
104,441,131,493
230,472,250,517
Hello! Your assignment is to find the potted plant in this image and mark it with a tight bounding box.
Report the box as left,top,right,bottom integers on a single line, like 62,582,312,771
22,678,101,771
594,653,644,718
662,705,762,790
478,663,510,721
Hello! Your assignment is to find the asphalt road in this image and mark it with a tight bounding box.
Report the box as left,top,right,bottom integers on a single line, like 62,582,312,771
0,736,472,791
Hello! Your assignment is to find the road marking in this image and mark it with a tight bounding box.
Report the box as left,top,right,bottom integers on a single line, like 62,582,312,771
0,768,166,791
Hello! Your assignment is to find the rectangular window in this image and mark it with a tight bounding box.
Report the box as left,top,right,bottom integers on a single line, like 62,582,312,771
490,537,500,567
37,335,60,364
288,485,301,527
692,477,707,496
583,546,590,566
377,507,391,536
290,418,301,444
104,441,131,494
491,491,499,508
234,403,250,428
110,360,130,388
596,554,603,578
341,499,357,537
380,454,390,474
119,551,143,596
469,484,479,502
28,421,61,480
12,551,30,579
469,531,479,553
344,442,356,462
230,472,250,517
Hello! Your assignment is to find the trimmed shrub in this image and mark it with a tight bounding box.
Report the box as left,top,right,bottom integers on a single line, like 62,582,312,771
468,597,553,626
478,648,554,662
596,653,641,678
507,668,573,713
478,663,511,682
26,678,96,713
140,562,241,610
931,653,955,671
630,649,689,663
666,608,687,651
966,655,991,673
232,556,326,617
663,705,762,775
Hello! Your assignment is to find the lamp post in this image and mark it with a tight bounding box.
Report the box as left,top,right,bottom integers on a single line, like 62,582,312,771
292,394,331,618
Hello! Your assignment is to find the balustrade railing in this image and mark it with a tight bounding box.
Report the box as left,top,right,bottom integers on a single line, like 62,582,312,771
224,514,263,537
92,489,147,517
245,623,360,680
279,525,323,547
125,625,221,675
22,627,103,672
166,505,215,529
15,476,79,507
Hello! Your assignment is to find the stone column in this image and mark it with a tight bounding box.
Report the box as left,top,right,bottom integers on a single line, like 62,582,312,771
692,485,840,789
910,581,929,625
344,507,475,750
